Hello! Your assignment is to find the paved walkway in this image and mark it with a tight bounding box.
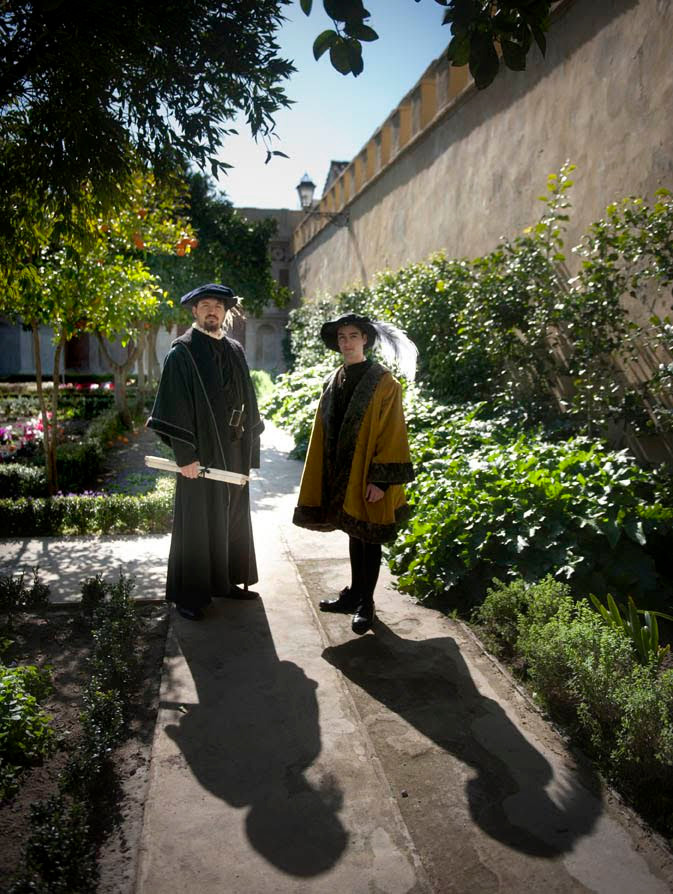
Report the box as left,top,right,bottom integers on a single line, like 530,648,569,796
2,425,673,893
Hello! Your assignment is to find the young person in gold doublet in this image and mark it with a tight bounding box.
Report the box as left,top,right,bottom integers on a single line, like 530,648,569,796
293,313,416,635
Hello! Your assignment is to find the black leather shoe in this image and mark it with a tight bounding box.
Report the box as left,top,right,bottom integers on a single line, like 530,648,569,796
176,604,204,621
351,600,375,635
319,586,359,613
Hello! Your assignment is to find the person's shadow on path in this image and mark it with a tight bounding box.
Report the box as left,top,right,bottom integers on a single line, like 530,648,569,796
162,598,348,877
322,619,602,858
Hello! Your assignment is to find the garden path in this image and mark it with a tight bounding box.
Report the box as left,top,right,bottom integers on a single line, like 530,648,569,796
135,424,673,894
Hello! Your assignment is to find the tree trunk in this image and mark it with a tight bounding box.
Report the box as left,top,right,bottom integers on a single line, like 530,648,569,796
97,334,140,429
148,325,161,383
136,330,147,397
32,322,58,494
114,368,131,427
51,334,65,490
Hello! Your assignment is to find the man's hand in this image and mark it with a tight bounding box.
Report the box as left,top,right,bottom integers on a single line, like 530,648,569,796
179,461,200,479
365,483,385,503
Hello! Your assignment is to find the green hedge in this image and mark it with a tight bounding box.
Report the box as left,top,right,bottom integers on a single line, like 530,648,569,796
0,388,116,423
0,441,106,498
0,464,47,498
0,476,174,537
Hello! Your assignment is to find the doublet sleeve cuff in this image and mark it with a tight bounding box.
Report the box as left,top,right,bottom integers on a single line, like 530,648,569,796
368,461,415,485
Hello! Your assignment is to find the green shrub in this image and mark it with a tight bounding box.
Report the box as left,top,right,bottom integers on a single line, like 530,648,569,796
80,684,124,750
54,401,142,494
80,573,107,619
89,572,140,698
520,595,673,835
0,475,174,536
261,359,334,458
472,578,531,658
473,573,673,836
250,368,274,403
388,394,673,609
0,392,42,420
60,389,116,420
0,567,50,627
473,575,572,659
55,439,104,494
11,796,98,894
85,403,129,444
0,663,55,799
520,601,637,752
0,464,47,498
61,683,125,798
610,665,673,827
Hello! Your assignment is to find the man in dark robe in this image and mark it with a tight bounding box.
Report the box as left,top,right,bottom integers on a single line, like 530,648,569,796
147,284,263,621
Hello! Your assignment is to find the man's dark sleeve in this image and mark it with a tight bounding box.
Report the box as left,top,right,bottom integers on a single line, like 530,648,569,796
172,440,198,467
147,347,199,464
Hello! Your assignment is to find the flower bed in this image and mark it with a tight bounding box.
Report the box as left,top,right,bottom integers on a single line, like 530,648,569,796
0,569,168,892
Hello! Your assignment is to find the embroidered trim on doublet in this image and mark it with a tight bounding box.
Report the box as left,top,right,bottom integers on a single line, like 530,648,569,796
292,502,412,543
368,461,415,485
331,504,413,544
292,505,334,531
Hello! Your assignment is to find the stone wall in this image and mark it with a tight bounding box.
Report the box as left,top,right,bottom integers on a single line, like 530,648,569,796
291,0,673,320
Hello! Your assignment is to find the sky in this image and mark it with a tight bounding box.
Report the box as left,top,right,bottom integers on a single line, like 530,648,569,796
215,0,452,210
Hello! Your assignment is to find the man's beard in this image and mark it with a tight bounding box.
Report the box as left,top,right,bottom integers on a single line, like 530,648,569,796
203,317,221,332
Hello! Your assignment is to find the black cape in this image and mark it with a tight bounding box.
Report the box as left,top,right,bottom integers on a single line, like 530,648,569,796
147,327,263,609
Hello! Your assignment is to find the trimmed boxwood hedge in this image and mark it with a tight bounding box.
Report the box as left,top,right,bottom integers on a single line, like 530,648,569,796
0,477,174,537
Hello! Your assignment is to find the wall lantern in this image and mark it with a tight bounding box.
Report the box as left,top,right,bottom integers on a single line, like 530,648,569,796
295,172,349,227
296,173,316,210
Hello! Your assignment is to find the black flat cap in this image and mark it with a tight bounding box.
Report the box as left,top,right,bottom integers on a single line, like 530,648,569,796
320,312,377,351
179,283,237,309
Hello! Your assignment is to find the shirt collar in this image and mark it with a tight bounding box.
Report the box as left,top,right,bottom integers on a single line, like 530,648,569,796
192,321,225,340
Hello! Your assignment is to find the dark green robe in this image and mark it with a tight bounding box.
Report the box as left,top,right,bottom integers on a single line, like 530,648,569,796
147,327,263,610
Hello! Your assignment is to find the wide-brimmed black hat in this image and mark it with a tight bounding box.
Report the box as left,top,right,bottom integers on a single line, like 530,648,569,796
179,283,238,309
320,313,378,352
